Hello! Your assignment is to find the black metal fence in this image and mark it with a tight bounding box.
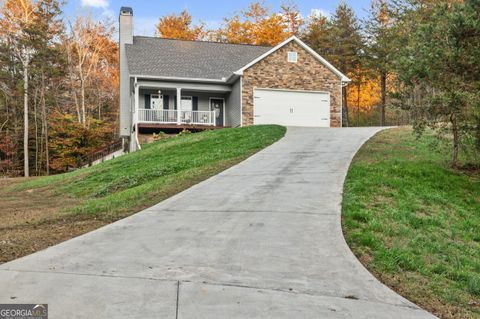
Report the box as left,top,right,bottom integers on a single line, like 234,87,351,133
77,139,124,168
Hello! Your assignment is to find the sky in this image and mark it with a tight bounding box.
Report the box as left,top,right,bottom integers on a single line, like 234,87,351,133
64,0,373,36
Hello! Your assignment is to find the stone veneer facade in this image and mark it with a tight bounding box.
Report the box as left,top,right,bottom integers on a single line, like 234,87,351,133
241,41,342,127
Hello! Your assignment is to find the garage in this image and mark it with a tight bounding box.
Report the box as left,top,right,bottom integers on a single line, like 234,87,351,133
253,89,331,127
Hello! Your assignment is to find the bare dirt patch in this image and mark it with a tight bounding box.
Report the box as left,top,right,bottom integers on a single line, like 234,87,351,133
0,179,105,264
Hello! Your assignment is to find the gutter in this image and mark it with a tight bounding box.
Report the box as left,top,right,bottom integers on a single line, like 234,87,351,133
130,74,229,84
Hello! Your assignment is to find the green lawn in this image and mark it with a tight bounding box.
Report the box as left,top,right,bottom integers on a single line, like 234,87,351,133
342,127,480,319
1,125,285,263
17,125,286,218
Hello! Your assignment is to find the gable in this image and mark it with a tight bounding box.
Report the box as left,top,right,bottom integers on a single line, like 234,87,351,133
240,40,344,128
245,41,341,83
235,37,350,82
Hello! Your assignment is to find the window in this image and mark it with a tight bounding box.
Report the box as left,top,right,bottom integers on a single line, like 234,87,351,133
287,51,298,63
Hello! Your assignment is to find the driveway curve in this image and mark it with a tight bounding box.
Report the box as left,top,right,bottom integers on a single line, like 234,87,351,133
0,127,436,318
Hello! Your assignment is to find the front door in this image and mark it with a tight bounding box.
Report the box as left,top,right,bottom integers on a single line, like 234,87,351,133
211,98,224,126
181,97,193,122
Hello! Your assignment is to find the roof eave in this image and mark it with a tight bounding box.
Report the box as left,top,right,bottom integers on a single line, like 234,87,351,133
130,74,229,84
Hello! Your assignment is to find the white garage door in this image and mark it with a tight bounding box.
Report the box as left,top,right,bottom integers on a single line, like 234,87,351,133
253,89,330,127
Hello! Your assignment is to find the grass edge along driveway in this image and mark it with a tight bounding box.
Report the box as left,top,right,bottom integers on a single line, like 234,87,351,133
342,127,480,319
0,125,286,264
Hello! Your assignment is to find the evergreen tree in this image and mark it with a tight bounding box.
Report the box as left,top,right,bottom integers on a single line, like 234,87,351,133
327,2,363,127
364,0,395,126
391,0,480,165
302,13,333,58
302,3,363,127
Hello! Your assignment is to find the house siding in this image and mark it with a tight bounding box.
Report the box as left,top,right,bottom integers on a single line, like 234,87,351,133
225,78,242,127
241,41,342,127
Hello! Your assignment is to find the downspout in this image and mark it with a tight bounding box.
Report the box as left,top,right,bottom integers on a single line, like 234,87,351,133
135,124,141,151
134,77,142,150
239,76,243,127
340,80,349,128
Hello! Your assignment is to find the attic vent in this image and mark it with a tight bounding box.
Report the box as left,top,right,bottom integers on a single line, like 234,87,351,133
287,51,298,63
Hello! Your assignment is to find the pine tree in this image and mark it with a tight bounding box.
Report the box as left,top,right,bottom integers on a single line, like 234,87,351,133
302,12,333,58
326,2,363,127
364,0,395,126
391,0,480,165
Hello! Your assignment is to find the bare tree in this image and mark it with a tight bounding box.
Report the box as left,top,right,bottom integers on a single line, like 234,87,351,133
64,16,112,126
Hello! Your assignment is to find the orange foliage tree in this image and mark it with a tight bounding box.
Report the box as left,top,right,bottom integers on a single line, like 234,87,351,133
156,10,206,40
48,112,116,172
347,73,381,126
347,71,403,126
213,2,303,46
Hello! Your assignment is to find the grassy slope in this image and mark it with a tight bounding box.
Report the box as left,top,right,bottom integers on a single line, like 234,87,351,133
1,125,286,262
342,127,480,319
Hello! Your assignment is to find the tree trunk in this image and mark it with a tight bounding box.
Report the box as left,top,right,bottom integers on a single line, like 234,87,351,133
342,86,349,127
34,88,39,175
23,59,29,177
41,70,50,175
357,80,361,127
450,112,459,167
380,72,386,126
81,81,86,126
79,69,86,127
73,90,81,123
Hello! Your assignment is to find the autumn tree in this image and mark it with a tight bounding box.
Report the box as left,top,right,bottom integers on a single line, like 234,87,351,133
0,1,119,177
63,16,115,127
29,0,63,174
156,10,205,40
280,2,304,36
48,112,116,172
214,2,302,46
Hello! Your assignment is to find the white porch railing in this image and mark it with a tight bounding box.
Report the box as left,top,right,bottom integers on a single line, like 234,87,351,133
181,110,215,125
138,109,177,124
137,109,216,126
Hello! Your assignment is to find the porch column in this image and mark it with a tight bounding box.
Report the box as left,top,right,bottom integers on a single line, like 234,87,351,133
176,87,182,125
134,81,139,125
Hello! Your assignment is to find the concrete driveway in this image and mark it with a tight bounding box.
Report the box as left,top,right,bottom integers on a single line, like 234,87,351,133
0,127,436,318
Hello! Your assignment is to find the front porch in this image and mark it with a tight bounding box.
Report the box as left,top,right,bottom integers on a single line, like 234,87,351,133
129,79,242,150
133,79,241,129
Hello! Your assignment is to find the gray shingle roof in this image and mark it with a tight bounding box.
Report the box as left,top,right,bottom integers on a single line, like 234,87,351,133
126,37,272,80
